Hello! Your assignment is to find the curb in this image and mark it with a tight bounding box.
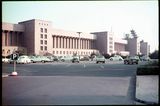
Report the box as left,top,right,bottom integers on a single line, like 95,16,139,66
135,76,159,105
135,98,158,105
2,74,9,78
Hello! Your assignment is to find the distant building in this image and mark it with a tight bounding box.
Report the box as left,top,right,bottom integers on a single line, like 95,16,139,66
2,19,150,57
114,38,129,56
140,40,150,56
126,37,141,56
91,31,114,55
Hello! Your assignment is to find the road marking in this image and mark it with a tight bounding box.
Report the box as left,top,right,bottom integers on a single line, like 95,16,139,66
66,64,71,67
83,64,86,68
100,65,104,69
110,69,124,71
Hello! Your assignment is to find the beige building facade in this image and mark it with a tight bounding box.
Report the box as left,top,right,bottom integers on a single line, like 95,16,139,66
2,19,150,57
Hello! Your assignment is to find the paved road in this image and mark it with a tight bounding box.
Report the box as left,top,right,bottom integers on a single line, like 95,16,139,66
2,61,147,105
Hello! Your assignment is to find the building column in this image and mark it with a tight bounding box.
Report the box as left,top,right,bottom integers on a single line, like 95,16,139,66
6,31,9,46
80,39,82,49
85,39,87,49
69,37,72,49
12,32,15,46
52,36,54,48
67,37,69,49
63,37,66,49
17,32,20,46
54,36,57,48
10,31,12,46
61,37,63,49
73,38,74,49
2,31,5,46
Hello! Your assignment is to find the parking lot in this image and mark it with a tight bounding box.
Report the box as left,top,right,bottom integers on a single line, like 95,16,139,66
2,60,148,105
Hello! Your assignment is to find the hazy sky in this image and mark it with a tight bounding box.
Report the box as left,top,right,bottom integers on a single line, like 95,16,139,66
2,1,158,53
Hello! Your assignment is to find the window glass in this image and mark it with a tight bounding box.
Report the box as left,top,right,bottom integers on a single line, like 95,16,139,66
45,28,47,33
45,46,47,50
41,34,43,38
40,28,43,33
41,40,43,44
45,34,47,39
41,46,43,50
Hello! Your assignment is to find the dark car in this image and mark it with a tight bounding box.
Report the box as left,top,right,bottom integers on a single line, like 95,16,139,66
124,56,139,64
72,57,79,63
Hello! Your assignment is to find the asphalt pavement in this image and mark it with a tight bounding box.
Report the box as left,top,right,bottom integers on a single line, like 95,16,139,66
2,61,147,105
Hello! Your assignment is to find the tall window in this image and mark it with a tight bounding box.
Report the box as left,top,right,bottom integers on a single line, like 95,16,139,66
41,40,43,44
41,34,43,38
45,40,47,45
40,46,43,50
40,28,43,33
45,34,47,39
45,46,47,50
45,28,47,33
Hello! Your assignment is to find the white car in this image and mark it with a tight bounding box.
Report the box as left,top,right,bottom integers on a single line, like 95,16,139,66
2,58,11,63
61,56,74,62
109,55,123,61
140,55,151,61
96,55,106,63
17,55,31,64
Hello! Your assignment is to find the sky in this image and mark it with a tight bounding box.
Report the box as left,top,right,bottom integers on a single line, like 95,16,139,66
2,1,159,53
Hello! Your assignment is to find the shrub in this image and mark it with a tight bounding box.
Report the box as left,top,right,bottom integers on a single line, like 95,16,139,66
137,60,159,75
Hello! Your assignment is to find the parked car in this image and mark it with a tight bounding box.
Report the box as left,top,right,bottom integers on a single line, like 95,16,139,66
109,55,123,61
17,55,31,64
80,56,90,61
140,55,151,61
124,56,139,64
29,56,52,63
96,55,106,63
2,58,11,63
72,57,80,63
61,56,74,62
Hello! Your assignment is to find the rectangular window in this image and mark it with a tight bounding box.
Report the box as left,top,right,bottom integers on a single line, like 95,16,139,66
40,46,43,50
45,46,47,50
53,51,55,54
45,28,47,33
41,40,43,44
110,50,113,52
45,34,47,39
45,40,47,45
109,37,113,40
41,34,43,38
40,28,43,33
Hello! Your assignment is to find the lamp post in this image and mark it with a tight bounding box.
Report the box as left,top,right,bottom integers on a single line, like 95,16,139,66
77,32,82,60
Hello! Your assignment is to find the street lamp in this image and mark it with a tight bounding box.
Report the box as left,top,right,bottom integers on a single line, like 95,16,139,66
77,32,82,60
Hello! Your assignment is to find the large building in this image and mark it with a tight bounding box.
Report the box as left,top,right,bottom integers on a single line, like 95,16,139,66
2,19,150,57
140,40,150,56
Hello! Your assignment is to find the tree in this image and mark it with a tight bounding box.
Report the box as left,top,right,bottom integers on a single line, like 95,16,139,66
123,34,131,40
149,50,159,59
102,53,110,59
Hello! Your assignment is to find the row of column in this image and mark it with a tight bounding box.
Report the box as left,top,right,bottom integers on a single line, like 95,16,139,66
52,35,95,49
2,31,22,46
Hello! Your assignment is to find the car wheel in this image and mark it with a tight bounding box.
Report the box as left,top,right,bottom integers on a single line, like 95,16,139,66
96,61,98,64
110,58,113,61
